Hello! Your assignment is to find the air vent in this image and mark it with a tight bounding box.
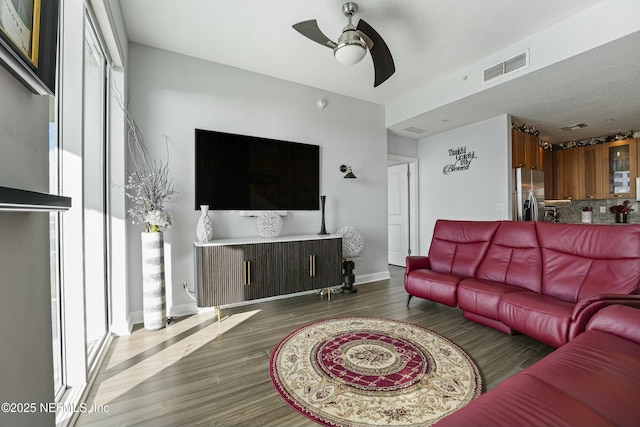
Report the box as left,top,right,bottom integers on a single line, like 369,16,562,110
561,123,589,131
403,126,426,134
482,51,529,83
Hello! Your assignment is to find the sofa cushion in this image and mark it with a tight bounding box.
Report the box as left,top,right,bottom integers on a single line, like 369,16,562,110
434,323,640,427
434,373,615,427
457,278,522,321
499,291,574,348
537,222,640,303
522,328,640,426
475,221,542,293
586,304,640,343
428,220,500,278
405,269,460,307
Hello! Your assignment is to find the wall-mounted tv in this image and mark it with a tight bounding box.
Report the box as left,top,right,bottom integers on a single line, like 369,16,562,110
195,129,320,211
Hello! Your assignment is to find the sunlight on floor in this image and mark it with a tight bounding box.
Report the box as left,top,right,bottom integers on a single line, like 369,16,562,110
91,309,260,407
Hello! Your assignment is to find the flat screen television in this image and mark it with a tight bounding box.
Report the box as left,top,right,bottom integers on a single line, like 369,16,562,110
195,129,320,210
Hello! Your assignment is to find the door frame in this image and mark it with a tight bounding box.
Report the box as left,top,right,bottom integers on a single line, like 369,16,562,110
388,155,419,260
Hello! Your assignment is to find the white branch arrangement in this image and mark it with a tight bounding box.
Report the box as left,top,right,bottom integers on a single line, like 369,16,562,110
114,86,177,232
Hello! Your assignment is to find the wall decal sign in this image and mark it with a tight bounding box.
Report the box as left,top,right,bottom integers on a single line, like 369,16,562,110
443,146,477,175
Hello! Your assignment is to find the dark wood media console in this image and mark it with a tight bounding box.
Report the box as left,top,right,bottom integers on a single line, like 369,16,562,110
194,235,342,311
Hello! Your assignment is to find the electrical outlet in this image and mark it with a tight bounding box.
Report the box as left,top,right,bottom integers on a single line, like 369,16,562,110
495,203,505,212
600,206,606,213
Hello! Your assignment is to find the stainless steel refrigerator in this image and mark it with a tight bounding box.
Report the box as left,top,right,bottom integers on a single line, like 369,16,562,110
514,167,545,221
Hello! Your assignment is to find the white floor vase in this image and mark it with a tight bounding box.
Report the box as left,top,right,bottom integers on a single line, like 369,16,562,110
141,231,167,330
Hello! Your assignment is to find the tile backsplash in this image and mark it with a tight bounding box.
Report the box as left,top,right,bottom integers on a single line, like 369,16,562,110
546,199,639,224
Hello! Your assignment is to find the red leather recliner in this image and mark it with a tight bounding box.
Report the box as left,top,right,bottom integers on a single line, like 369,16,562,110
405,220,640,347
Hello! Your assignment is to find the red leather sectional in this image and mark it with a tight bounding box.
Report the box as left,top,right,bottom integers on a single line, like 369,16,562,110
434,304,640,426
405,220,640,347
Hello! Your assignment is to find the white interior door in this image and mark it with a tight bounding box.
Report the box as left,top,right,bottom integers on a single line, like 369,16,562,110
388,163,409,266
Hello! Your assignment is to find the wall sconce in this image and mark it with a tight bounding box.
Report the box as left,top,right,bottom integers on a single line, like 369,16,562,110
340,165,357,179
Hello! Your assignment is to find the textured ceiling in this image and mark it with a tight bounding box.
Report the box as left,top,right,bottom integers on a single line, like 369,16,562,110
118,0,639,142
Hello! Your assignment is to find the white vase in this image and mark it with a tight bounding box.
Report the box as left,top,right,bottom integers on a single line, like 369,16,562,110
141,232,166,330
256,211,283,238
196,205,213,242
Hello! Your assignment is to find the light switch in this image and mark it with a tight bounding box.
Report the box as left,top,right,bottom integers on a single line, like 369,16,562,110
600,206,606,213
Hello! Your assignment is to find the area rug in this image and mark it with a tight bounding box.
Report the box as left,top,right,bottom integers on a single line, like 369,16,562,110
270,317,483,427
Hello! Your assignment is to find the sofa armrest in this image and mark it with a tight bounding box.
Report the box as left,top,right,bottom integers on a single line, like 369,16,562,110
586,305,640,345
568,294,640,341
405,256,430,273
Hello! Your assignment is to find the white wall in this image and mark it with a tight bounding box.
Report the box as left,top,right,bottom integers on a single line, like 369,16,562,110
386,0,640,128
387,132,417,158
0,69,55,425
126,44,390,317
416,115,511,253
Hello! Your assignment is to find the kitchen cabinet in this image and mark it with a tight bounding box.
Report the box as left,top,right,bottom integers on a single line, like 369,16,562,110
512,130,542,170
578,144,604,199
554,148,579,200
543,149,555,199
194,235,342,308
603,138,637,199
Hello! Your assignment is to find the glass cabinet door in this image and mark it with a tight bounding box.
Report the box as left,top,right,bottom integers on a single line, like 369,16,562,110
603,139,637,198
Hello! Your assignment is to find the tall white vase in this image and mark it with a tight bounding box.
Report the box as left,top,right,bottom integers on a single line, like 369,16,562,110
196,205,213,242
141,231,166,330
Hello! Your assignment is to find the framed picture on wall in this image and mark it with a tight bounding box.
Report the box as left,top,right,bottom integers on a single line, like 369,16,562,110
0,0,58,95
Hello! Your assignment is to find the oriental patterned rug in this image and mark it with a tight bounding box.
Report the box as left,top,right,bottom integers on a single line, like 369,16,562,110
269,317,483,427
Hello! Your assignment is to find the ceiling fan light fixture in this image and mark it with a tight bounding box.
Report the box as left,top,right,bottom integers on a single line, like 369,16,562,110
292,2,395,86
334,39,367,65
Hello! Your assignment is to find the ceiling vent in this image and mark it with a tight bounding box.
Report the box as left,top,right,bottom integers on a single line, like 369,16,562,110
482,51,529,84
561,123,589,131
403,126,426,134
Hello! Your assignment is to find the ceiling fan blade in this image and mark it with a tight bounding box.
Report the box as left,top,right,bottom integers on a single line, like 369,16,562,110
293,20,337,49
356,19,395,87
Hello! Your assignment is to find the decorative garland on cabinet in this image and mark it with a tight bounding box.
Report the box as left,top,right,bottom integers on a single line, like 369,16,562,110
512,123,638,151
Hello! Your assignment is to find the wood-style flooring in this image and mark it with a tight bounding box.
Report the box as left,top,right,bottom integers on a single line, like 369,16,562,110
75,265,554,427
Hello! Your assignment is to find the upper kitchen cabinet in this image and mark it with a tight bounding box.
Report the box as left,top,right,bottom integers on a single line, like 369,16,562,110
554,148,579,200
543,149,555,199
512,130,542,170
578,144,604,199
603,139,637,199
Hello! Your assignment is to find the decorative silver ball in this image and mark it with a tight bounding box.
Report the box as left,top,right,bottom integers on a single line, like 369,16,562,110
256,211,283,239
336,225,365,258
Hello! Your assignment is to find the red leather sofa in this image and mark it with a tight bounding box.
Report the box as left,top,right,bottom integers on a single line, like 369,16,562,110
434,304,640,426
405,220,640,347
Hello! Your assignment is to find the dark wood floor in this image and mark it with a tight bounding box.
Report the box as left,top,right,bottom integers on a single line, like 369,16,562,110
75,265,554,427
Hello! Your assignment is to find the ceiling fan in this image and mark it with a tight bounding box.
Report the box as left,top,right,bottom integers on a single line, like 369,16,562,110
292,2,395,87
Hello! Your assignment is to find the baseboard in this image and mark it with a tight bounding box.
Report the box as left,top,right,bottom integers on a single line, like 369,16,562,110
128,303,200,327
109,315,133,336
169,302,199,318
129,310,143,326
355,270,391,285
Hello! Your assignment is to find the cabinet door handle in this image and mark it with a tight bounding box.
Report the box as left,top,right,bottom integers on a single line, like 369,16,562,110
242,261,251,285
243,261,247,285
309,255,313,277
242,261,247,286
313,255,316,277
